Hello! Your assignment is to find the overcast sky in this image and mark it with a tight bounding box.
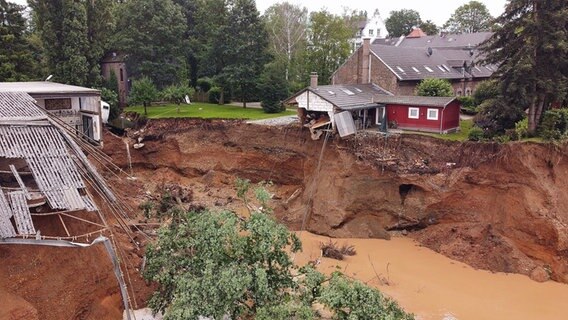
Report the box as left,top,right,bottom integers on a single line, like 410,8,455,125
12,0,507,26
256,0,507,26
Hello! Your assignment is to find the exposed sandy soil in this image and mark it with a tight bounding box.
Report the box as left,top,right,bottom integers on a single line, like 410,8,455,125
2,118,568,319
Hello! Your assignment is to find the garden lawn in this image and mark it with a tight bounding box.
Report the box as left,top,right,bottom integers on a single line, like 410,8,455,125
404,119,474,142
125,103,296,120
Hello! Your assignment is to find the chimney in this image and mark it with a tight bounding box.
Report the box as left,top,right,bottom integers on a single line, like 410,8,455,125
310,72,318,88
361,38,371,84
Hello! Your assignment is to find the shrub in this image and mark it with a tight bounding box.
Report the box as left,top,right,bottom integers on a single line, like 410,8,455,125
473,79,500,107
514,118,529,140
475,98,524,135
258,62,289,113
196,78,212,93
208,86,231,104
468,126,484,141
416,78,454,97
539,109,568,140
458,96,477,115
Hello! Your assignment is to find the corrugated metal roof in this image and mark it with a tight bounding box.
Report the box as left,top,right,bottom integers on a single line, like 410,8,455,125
0,92,47,120
0,81,99,95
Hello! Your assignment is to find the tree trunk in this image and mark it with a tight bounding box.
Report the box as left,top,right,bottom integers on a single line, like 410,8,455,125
242,84,246,108
144,102,147,115
219,90,224,105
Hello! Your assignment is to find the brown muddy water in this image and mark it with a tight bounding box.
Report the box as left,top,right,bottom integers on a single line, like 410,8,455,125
295,232,568,320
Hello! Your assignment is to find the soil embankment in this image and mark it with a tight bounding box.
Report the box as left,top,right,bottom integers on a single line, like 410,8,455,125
2,118,568,319
106,119,568,283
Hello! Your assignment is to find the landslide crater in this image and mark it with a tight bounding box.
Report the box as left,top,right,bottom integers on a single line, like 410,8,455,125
106,119,568,283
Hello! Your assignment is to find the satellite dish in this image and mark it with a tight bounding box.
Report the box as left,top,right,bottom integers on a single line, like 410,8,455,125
45,75,53,81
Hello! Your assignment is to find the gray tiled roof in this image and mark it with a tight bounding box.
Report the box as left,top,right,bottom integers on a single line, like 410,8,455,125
308,83,393,108
363,95,456,107
373,32,493,49
0,92,46,120
370,45,494,80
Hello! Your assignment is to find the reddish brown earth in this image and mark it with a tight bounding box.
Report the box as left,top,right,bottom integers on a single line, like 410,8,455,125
2,118,568,319
106,119,568,283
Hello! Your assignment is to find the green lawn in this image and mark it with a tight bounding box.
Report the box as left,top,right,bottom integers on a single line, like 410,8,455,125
125,103,296,120
404,119,474,141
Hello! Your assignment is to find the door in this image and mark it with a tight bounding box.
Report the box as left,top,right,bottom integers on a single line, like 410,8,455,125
82,115,94,141
375,106,387,132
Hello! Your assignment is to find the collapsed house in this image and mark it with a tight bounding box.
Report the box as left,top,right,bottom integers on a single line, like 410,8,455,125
0,92,106,239
0,91,133,318
284,73,460,139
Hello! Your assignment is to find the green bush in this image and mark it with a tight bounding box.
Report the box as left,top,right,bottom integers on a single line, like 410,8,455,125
468,126,484,141
208,86,230,104
458,96,477,115
196,78,212,93
539,109,568,140
416,78,454,97
100,87,120,121
473,80,500,107
514,118,529,140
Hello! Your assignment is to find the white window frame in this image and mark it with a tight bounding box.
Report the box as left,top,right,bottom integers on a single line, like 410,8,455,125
427,108,439,120
408,107,419,119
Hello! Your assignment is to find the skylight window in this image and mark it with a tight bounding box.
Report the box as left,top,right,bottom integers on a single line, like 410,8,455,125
437,65,446,72
354,88,363,93
341,89,355,95
412,67,420,73
475,66,482,72
442,65,451,72
396,66,405,73
328,90,335,95
424,66,434,72
485,66,493,71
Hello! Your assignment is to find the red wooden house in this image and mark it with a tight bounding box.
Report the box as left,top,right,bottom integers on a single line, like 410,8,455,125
373,95,460,133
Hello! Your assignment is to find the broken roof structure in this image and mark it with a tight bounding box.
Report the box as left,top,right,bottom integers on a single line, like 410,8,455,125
0,91,104,240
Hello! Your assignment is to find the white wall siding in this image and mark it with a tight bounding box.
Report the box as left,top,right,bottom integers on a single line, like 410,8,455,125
296,91,334,112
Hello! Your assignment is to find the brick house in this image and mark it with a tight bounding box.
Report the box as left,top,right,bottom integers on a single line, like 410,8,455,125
101,52,129,107
332,31,496,97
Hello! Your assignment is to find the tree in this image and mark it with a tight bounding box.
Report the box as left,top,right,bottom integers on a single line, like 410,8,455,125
218,0,269,108
263,2,308,82
419,20,439,35
28,0,89,85
100,87,119,122
113,0,187,88
385,9,421,37
129,77,158,115
0,0,36,81
416,78,454,97
480,0,568,134
161,84,194,113
143,181,415,320
305,10,353,85
28,0,113,86
472,79,499,106
258,62,289,113
443,1,494,34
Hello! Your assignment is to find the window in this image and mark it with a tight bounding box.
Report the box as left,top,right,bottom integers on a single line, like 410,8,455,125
427,108,439,120
424,66,434,72
369,29,374,36
456,90,463,96
412,67,420,73
396,66,405,73
437,65,446,72
44,98,72,110
341,88,355,95
442,65,451,72
465,88,472,96
408,107,419,119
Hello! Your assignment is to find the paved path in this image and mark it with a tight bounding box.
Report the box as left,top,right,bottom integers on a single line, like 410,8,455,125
246,115,299,126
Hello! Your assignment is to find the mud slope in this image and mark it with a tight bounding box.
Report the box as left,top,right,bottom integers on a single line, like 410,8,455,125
106,119,568,283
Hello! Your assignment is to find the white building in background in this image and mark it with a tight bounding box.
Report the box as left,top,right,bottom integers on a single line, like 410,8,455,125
352,10,387,51
0,81,103,144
